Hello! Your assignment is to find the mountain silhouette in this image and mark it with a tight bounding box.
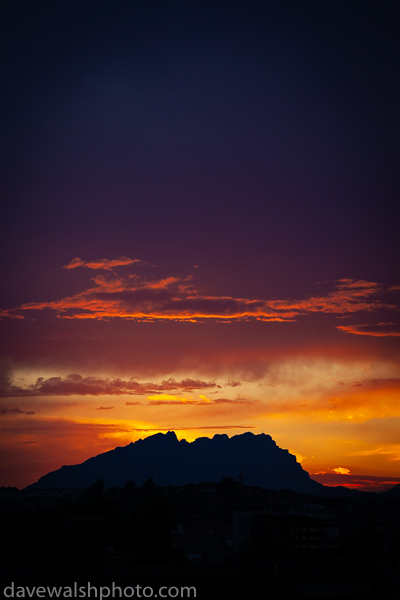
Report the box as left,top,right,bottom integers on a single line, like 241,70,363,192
381,482,400,497
27,431,327,494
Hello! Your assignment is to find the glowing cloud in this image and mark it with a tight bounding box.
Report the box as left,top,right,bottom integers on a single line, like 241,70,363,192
3,261,398,326
147,394,186,401
147,394,212,405
337,323,400,337
332,467,351,475
62,257,143,270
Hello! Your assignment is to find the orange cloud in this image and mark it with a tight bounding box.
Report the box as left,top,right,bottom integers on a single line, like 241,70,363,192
147,394,201,405
125,425,256,431
148,400,202,405
62,257,143,270
4,264,397,325
332,467,350,474
147,394,190,402
267,279,395,315
0,309,24,320
337,323,400,337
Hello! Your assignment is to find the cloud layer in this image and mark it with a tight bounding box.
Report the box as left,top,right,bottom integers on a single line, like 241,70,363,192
0,373,221,398
2,261,398,329
1,261,399,490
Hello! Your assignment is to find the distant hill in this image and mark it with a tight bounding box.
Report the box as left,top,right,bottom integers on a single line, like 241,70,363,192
26,431,346,495
381,482,400,497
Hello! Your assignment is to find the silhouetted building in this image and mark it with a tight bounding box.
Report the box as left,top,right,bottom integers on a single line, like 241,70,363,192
233,509,338,555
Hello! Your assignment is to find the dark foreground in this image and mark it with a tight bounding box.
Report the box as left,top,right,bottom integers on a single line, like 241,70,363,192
1,480,400,599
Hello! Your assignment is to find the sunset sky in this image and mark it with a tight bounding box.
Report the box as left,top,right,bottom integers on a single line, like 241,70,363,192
1,1,399,491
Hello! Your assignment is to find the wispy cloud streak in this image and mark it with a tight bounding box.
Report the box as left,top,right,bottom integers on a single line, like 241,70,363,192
2,261,398,324
62,257,144,270
0,407,36,416
337,323,400,337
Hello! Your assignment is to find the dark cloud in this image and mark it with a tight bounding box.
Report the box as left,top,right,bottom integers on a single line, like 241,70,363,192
148,396,253,406
0,373,220,398
0,441,37,446
212,397,249,404
0,407,36,416
226,381,242,387
148,401,203,405
358,378,400,389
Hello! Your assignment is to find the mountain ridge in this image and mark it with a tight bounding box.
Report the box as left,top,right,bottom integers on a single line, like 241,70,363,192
26,431,337,495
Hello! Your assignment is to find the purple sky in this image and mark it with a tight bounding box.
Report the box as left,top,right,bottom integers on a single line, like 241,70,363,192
1,1,399,489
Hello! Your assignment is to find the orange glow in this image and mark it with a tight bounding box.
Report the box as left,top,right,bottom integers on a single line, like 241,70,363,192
2,274,396,324
1,261,399,490
62,256,143,270
147,394,189,401
337,323,400,337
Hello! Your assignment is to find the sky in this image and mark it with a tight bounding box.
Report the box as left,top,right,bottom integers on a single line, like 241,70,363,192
1,1,400,491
